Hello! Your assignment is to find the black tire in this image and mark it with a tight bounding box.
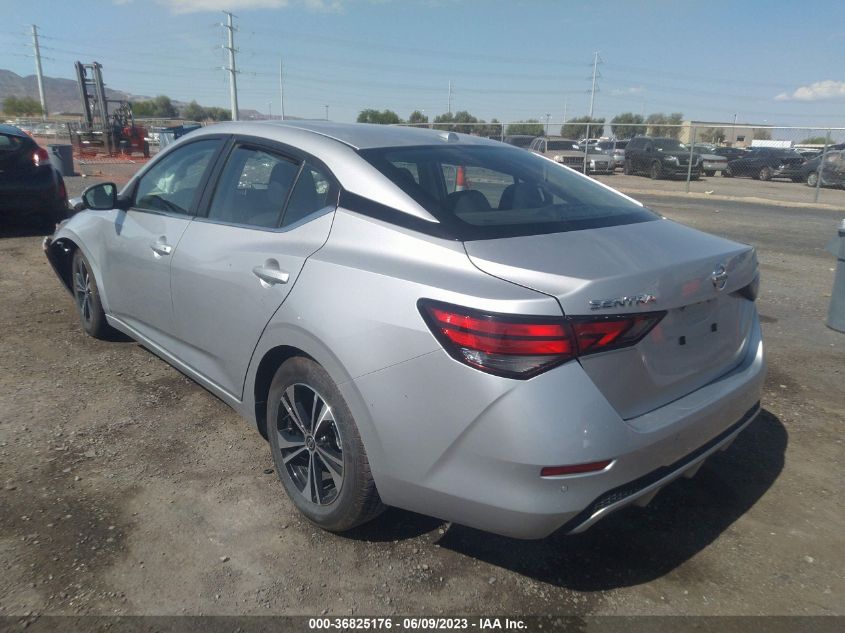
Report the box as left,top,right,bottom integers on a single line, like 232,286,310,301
649,161,662,180
143,141,150,158
267,357,384,532
623,159,633,175
704,170,715,177
758,166,772,181
806,172,819,187
722,167,733,178
71,249,114,339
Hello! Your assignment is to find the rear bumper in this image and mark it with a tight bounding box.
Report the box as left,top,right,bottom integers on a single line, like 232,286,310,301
0,168,66,216
702,160,727,172
347,315,765,539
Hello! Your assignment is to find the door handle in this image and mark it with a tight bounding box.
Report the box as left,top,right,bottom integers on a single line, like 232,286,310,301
150,242,173,256
252,265,290,286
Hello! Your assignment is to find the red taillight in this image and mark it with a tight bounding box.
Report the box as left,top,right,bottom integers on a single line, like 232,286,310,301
571,314,664,355
540,460,612,477
419,300,664,379
33,147,50,167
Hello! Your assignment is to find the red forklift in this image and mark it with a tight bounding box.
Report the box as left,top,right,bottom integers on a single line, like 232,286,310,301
72,61,149,158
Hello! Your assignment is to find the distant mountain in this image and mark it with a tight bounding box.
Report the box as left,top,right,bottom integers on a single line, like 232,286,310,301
0,69,151,115
0,68,290,120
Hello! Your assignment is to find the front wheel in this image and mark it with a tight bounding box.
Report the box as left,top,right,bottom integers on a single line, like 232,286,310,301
267,357,384,532
722,167,733,178
623,159,633,175
806,172,819,187
704,170,715,177
71,250,115,339
649,161,662,180
758,166,772,181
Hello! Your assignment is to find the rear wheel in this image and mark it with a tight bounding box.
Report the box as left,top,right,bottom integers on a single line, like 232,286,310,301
623,159,633,175
267,357,384,532
806,172,819,187
722,166,733,178
704,170,715,177
758,166,772,181
649,161,662,180
71,250,115,339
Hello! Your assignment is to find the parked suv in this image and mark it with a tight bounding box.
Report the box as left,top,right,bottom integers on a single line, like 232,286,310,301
624,136,701,180
596,139,628,169
530,137,613,174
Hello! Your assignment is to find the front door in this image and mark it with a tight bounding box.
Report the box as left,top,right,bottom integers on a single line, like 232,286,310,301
103,138,224,347
169,142,338,398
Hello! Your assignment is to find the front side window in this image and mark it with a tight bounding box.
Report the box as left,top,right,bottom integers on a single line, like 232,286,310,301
653,139,686,152
359,144,657,240
134,139,221,215
207,146,299,228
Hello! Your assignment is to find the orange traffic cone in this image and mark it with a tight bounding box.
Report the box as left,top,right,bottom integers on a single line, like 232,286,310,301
456,165,468,191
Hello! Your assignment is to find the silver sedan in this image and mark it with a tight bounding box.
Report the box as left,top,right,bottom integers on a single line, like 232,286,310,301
45,121,765,538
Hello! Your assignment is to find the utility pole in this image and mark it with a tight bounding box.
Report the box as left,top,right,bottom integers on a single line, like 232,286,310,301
587,51,602,120
31,25,47,118
324,104,329,120
447,80,452,114
279,58,285,120
563,96,568,125
544,113,551,135
222,11,239,121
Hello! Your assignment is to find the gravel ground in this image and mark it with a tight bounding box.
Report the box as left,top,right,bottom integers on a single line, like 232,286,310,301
0,174,842,619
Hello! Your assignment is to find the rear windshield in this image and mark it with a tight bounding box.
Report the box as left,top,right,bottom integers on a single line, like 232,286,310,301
546,140,578,151
0,134,26,152
358,144,657,240
653,139,686,152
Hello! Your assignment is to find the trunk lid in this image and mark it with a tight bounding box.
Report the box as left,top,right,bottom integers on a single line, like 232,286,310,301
464,218,758,419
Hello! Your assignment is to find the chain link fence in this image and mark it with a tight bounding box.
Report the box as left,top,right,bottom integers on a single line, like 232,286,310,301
396,121,845,206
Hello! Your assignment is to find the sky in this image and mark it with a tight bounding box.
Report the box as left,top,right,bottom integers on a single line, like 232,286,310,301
2,0,844,130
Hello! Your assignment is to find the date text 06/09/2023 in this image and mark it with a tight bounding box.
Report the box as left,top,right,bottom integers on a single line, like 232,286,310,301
308,617,527,630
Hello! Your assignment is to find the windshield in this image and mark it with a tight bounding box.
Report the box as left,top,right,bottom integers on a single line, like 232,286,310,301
546,140,579,150
358,144,657,240
653,139,686,152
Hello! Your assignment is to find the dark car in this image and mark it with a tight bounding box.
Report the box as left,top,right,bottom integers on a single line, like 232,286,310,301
723,146,805,181
503,135,537,149
804,150,845,188
0,124,68,226
623,136,701,179
711,146,746,162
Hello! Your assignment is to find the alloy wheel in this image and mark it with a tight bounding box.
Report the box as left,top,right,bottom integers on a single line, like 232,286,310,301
275,383,344,506
72,256,93,326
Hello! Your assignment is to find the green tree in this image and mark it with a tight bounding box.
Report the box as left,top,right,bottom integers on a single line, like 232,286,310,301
609,112,645,139
646,112,683,138
204,107,231,121
357,109,402,124
699,127,726,144
182,100,206,121
800,136,828,145
152,95,178,118
752,128,772,141
505,119,545,137
3,95,43,116
560,116,605,140
407,110,428,125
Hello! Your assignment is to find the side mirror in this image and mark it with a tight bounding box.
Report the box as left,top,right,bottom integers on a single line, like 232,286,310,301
81,182,118,211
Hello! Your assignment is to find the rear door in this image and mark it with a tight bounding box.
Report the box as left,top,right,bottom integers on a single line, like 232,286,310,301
168,140,338,398
102,137,224,347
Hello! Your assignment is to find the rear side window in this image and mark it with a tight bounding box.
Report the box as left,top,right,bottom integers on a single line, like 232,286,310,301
0,134,25,152
281,162,337,227
207,146,299,228
359,144,657,240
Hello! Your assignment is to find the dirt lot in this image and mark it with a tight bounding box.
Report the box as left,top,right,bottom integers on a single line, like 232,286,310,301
0,173,842,620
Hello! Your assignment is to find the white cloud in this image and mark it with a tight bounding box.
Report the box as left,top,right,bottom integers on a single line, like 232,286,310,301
775,80,845,102
158,0,343,14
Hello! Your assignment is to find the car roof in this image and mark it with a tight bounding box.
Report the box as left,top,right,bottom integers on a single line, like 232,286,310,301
197,120,501,150
0,123,28,138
